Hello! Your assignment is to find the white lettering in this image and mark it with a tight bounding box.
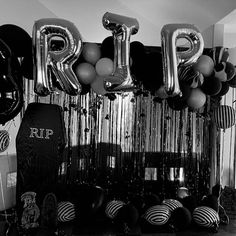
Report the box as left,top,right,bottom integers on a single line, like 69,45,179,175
29,128,54,139
45,129,54,139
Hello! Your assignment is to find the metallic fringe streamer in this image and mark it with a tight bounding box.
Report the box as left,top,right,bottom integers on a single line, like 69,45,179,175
22,83,210,198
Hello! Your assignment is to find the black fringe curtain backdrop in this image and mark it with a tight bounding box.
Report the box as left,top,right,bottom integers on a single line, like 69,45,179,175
22,77,215,202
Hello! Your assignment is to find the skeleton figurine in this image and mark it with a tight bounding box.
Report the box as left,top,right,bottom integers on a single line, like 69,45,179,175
21,191,40,229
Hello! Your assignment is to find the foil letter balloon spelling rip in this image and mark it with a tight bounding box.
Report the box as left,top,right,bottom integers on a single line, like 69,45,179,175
102,12,139,92
33,18,83,96
161,24,204,97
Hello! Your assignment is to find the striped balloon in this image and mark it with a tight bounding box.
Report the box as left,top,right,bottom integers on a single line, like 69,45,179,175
105,200,125,219
143,205,171,226
225,61,236,81
178,65,204,88
0,130,10,152
162,199,183,212
193,206,220,229
57,201,76,222
209,46,229,65
212,105,235,130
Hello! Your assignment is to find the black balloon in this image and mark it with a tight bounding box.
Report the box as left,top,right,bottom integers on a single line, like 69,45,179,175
153,96,164,103
106,93,117,101
80,83,91,95
143,193,161,210
142,51,163,92
114,203,139,233
129,194,145,214
130,41,146,62
228,74,236,88
130,41,147,83
167,98,188,111
200,75,222,96
0,39,23,124
34,227,56,236
167,82,191,111
171,207,192,231
180,195,197,213
0,25,33,80
20,55,33,80
0,24,32,57
212,82,229,97
101,36,114,59
71,184,104,221
225,62,235,81
201,195,219,213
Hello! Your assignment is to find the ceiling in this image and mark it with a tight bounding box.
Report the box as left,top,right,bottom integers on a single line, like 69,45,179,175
37,0,236,30
1,0,236,46
37,0,236,45
217,9,236,33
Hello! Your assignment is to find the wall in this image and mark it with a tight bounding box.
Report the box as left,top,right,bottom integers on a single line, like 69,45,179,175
1,0,236,46
1,0,236,187
224,32,236,48
218,23,236,188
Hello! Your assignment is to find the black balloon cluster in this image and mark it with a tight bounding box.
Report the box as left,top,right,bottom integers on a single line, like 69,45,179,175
168,46,235,112
0,24,32,125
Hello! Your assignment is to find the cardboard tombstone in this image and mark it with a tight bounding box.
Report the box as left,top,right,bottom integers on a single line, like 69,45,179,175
16,103,66,224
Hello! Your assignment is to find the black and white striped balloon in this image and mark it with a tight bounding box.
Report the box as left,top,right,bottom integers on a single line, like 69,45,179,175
178,65,204,88
162,199,183,212
0,130,10,152
57,201,76,222
143,205,171,226
209,46,229,65
212,105,235,130
105,200,125,219
193,206,220,229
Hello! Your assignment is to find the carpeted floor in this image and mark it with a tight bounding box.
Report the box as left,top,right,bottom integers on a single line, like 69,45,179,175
2,214,236,235
67,218,236,236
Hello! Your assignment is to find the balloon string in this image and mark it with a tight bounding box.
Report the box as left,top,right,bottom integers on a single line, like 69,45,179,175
229,88,235,186
161,101,167,198
0,172,8,223
220,130,225,186
80,94,85,182
66,95,72,183
111,97,115,168
107,97,112,184
219,93,227,185
115,97,122,170
132,96,137,174
229,124,233,186
99,96,105,177
234,90,236,188
3,120,13,132
94,96,99,182
77,95,81,182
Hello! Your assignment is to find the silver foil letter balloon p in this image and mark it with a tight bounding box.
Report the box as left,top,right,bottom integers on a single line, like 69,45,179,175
161,24,204,97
